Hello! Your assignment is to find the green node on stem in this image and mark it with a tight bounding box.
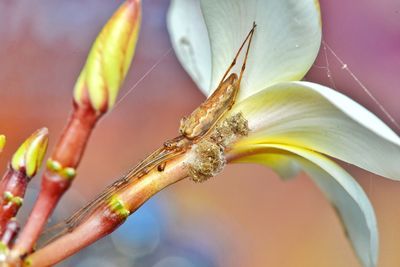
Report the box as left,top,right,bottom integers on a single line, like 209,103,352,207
3,192,23,207
0,241,9,255
46,159,77,180
108,197,130,219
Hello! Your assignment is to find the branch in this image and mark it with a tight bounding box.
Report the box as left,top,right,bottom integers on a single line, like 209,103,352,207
0,128,48,236
0,169,27,235
13,105,98,255
24,111,248,266
13,0,141,255
26,152,189,266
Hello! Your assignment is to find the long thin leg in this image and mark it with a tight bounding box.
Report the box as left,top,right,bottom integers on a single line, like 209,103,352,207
50,145,174,234
217,22,257,86
237,21,256,88
63,147,183,231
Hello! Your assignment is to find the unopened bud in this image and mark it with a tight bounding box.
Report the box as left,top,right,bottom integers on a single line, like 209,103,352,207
0,135,5,152
74,0,142,113
11,128,49,178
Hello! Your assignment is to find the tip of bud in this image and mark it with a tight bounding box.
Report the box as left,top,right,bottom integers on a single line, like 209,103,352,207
11,128,49,178
0,135,5,152
74,0,142,113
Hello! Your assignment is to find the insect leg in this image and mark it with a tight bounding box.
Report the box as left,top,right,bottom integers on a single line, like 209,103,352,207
237,21,256,87
164,135,185,150
63,146,186,231
216,22,257,87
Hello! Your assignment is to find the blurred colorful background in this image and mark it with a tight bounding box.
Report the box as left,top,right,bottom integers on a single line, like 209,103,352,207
0,0,399,266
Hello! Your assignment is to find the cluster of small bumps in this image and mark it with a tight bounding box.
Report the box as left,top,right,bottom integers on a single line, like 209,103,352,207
188,112,249,183
210,112,249,148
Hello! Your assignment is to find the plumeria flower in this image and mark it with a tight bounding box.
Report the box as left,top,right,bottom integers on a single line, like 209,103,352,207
167,0,400,267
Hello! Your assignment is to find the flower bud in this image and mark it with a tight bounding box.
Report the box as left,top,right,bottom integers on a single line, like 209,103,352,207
11,128,49,178
0,135,5,152
74,0,142,113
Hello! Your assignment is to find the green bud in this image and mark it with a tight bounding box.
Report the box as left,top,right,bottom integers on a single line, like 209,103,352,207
46,158,62,172
3,191,13,202
0,242,8,254
46,159,77,180
2,192,23,206
73,0,142,113
61,167,77,180
0,135,5,152
11,196,23,206
11,128,49,178
108,196,130,218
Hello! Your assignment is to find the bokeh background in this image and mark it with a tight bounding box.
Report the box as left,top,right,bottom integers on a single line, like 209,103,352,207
0,1,399,266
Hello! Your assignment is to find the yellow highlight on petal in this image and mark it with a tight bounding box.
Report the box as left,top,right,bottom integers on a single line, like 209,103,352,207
11,128,49,178
74,0,142,113
313,0,322,29
0,135,5,152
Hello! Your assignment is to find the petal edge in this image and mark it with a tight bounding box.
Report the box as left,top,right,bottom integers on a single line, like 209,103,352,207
231,81,400,180
231,143,378,267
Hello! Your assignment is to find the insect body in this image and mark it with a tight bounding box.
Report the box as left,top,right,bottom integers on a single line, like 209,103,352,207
179,73,238,138
180,22,256,140
50,22,256,237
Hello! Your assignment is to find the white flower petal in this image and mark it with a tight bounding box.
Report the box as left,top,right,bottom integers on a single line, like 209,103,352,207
231,143,378,267
231,81,400,180
167,0,211,93
201,0,321,100
237,152,300,180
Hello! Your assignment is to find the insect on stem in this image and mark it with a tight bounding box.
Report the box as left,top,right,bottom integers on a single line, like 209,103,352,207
179,22,256,139
44,22,257,242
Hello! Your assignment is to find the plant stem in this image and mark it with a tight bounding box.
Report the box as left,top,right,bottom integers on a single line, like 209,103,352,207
0,168,28,235
13,104,99,256
25,152,189,267
1,219,19,247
